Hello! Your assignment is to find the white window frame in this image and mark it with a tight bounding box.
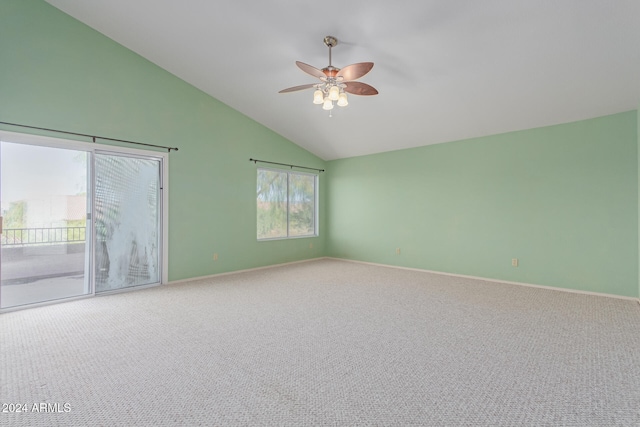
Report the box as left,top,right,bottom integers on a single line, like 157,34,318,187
257,167,318,241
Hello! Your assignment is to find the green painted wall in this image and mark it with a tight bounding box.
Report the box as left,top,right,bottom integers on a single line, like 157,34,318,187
0,0,326,281
327,112,639,297
2,1,638,298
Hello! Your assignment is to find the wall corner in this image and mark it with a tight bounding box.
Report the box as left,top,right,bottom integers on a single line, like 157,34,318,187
637,106,640,298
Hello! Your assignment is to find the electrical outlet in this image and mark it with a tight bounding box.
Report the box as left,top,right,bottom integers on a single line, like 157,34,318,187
512,258,518,267
213,253,219,261
309,243,313,249
396,248,401,255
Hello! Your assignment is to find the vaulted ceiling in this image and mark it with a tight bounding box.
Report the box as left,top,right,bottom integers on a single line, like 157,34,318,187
45,1,640,160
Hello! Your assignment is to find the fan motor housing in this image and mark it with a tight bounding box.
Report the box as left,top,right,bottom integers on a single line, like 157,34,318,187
322,66,339,78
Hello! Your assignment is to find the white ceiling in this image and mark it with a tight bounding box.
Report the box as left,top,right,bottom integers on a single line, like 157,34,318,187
45,0,640,160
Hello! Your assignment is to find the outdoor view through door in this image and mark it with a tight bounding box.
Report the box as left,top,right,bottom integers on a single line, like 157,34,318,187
0,142,91,308
0,134,164,309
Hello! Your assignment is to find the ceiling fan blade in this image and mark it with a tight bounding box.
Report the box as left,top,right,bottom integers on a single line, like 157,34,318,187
278,84,316,93
296,61,326,79
343,81,378,96
336,62,374,81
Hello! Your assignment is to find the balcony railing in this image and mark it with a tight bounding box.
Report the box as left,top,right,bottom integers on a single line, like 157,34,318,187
1,227,86,246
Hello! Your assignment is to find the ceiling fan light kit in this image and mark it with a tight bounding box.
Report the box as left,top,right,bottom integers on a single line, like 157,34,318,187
279,35,378,116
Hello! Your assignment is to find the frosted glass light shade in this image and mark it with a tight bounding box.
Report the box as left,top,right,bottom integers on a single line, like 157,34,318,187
328,85,340,101
337,92,348,107
313,90,324,104
322,98,334,110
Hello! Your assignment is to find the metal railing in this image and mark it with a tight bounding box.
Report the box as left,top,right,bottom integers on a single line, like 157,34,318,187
1,227,86,246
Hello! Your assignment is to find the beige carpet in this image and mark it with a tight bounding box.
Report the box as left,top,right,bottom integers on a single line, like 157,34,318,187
1,258,639,426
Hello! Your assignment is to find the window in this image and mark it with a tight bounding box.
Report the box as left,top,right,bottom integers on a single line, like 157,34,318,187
257,168,317,240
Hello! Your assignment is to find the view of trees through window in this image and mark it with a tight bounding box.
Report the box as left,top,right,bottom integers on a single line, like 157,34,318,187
257,168,316,239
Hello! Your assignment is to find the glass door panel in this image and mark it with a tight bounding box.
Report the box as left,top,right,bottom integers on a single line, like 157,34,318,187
95,153,160,292
0,141,91,308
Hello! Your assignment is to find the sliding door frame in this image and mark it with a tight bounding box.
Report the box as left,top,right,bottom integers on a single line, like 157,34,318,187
0,130,169,311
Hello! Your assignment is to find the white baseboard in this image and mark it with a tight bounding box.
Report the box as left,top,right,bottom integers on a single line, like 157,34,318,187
166,255,640,303
327,257,640,303
167,257,328,286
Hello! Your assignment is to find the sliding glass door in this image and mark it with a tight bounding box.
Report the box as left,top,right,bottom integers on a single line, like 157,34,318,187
0,133,165,309
0,141,91,308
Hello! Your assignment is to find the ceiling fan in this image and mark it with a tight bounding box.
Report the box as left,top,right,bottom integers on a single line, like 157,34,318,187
279,36,378,113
